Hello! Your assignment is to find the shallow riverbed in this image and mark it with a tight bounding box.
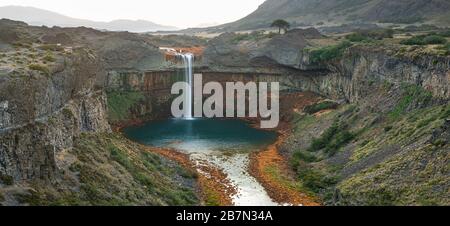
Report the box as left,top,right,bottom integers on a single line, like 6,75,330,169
123,118,279,206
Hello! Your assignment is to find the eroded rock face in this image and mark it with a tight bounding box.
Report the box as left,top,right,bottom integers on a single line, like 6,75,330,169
0,92,110,181
306,46,450,101
105,70,183,124
0,48,111,181
205,31,449,102
203,33,252,68
203,28,323,70
0,101,11,128
252,28,323,69
93,34,165,71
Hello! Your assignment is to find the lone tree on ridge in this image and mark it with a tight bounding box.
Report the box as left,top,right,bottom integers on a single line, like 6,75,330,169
271,19,290,34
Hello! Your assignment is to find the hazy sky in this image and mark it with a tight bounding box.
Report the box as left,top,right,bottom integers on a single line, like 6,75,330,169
0,0,266,28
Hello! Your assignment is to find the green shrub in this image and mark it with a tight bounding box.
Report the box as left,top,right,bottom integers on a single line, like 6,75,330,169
325,131,355,156
43,53,56,62
346,33,368,42
384,126,393,132
346,29,394,42
401,36,425,45
304,101,339,114
0,173,14,185
309,41,352,63
62,108,74,118
423,35,447,45
293,151,318,163
307,122,355,156
401,34,447,45
309,123,339,152
28,64,50,75
294,162,337,193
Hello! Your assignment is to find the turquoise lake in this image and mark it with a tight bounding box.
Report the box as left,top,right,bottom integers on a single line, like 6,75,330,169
123,118,277,153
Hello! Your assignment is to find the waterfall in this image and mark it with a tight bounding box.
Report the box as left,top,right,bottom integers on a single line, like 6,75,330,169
178,53,194,119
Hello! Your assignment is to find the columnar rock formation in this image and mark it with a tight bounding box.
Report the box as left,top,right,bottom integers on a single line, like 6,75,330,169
0,48,111,181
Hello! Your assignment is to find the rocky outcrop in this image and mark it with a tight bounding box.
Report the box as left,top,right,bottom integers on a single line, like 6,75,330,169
91,32,166,71
205,31,450,102
0,92,110,181
297,46,450,101
203,33,253,68
203,28,323,70
252,28,323,69
0,48,110,181
105,70,184,124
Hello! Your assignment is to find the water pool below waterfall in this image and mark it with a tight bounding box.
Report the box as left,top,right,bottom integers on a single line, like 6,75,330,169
123,118,279,206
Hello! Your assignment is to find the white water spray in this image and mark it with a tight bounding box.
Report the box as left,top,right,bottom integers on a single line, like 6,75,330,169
177,53,194,119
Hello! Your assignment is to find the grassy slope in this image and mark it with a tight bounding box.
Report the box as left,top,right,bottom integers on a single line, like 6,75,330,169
287,84,450,206
14,133,199,206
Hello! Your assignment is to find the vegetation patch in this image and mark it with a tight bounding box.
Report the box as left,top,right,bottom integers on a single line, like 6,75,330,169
309,41,352,63
293,161,337,194
288,88,447,206
0,173,14,185
43,53,56,62
15,133,199,206
62,108,74,119
437,43,450,55
307,122,355,156
107,142,197,205
345,29,394,42
38,44,64,52
292,151,318,163
388,84,433,120
203,188,222,206
28,64,50,75
304,100,339,114
107,91,144,122
400,34,447,45
231,31,277,44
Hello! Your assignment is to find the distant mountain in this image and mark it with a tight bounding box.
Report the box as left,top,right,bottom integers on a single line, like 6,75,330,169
0,6,178,32
202,0,450,32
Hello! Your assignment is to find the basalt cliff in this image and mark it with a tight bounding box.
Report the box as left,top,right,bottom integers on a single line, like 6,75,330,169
0,19,448,206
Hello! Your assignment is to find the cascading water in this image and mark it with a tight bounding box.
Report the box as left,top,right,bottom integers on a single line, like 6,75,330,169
177,53,194,119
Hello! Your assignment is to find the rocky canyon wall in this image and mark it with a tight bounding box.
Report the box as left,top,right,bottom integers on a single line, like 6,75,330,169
104,70,184,125
303,46,450,102
0,49,110,181
202,30,450,103
105,46,450,126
